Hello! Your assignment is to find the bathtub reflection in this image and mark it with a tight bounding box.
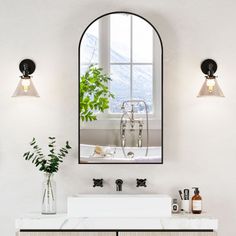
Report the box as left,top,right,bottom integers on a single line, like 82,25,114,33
80,144,162,163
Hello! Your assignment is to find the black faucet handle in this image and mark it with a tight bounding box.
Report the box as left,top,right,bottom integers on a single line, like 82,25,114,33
93,178,103,187
115,179,123,191
115,179,123,185
136,178,147,187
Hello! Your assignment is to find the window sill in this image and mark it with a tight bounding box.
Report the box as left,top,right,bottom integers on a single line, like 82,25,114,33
80,118,161,130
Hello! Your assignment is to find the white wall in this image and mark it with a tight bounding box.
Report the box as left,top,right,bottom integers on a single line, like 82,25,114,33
0,0,235,235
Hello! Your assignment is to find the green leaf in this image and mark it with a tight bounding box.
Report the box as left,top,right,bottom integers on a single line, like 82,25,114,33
66,141,71,149
23,151,30,157
28,153,34,160
50,149,55,154
30,138,36,145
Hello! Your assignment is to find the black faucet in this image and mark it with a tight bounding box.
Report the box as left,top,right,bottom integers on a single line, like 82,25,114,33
93,178,103,187
115,179,123,191
136,178,147,187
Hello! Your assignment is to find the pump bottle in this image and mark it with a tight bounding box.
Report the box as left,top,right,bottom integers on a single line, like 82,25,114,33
192,187,202,214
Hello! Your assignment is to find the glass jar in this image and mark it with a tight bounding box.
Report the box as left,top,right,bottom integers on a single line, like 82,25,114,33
42,173,56,214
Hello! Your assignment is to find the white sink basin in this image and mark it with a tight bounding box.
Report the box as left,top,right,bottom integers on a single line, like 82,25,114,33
67,194,171,218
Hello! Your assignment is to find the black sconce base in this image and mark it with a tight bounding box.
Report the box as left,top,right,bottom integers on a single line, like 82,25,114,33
201,59,217,75
19,59,36,75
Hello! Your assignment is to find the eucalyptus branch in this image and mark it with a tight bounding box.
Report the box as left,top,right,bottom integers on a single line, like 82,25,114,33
23,137,72,174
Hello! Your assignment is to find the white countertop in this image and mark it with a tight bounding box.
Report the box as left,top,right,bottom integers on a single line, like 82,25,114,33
15,213,218,231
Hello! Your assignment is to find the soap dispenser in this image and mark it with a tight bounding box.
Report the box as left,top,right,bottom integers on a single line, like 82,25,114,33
192,187,202,214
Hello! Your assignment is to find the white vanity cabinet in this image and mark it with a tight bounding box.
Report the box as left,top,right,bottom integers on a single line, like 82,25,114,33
17,231,216,236
15,214,218,236
119,231,216,236
17,232,115,236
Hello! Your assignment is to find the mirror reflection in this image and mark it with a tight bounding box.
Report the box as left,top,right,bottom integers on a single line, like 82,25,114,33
79,12,163,163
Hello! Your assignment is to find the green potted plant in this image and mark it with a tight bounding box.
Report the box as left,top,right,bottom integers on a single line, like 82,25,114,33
23,137,71,214
80,65,115,122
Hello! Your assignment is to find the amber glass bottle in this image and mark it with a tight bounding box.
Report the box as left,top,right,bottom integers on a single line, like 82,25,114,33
192,187,202,214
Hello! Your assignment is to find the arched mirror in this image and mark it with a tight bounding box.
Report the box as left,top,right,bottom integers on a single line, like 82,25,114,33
79,12,163,164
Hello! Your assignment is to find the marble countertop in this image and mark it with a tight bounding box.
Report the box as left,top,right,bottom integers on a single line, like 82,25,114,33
16,213,218,231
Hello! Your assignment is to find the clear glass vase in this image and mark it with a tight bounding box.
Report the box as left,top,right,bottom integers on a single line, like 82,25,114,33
42,173,56,214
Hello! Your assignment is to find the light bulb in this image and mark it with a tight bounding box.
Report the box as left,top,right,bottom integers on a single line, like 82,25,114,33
21,79,31,92
206,78,215,93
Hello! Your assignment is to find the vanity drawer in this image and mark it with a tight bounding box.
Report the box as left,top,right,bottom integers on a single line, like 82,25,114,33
119,232,217,236
18,232,116,236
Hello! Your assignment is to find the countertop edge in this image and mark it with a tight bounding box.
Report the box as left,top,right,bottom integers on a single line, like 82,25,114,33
15,213,218,232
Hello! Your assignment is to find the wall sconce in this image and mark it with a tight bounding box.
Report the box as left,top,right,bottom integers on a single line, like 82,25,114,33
12,59,39,97
197,59,224,97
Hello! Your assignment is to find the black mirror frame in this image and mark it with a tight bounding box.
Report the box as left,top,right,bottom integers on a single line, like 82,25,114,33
78,11,163,164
